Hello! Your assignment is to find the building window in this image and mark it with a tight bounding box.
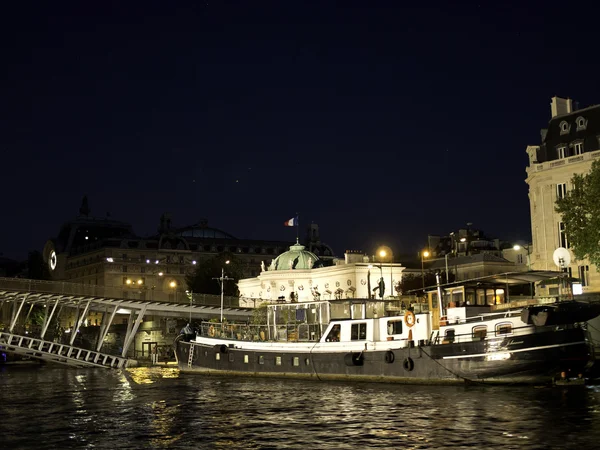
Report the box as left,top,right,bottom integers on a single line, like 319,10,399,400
560,121,570,135
557,146,567,159
579,265,590,287
166,256,171,264
576,116,587,131
558,222,569,248
557,183,567,200
141,267,146,274
496,323,512,336
122,265,127,273
573,142,584,155
517,254,523,264
122,253,127,261
350,323,367,341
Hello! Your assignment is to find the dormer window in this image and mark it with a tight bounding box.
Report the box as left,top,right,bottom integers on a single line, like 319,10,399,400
576,116,587,131
557,146,568,159
573,141,584,155
559,121,570,135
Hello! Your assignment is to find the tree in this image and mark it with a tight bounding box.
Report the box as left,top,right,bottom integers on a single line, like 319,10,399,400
186,253,244,296
555,160,600,268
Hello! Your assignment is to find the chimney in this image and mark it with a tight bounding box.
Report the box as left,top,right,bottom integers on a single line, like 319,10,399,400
344,250,364,264
550,96,573,118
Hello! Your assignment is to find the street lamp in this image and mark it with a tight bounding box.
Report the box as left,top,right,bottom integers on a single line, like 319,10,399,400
377,246,394,299
216,260,232,323
169,280,178,302
514,244,534,298
513,244,532,270
185,290,193,325
421,250,430,289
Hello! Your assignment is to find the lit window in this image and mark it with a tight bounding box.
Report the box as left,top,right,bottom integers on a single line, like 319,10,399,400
557,183,567,199
244,354,249,363
215,353,221,361
573,142,584,155
275,356,282,366
293,357,300,367
472,326,487,340
259,355,264,365
496,323,512,336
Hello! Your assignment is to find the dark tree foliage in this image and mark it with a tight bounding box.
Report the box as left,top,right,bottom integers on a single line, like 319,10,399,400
398,271,455,294
555,160,600,269
186,253,243,296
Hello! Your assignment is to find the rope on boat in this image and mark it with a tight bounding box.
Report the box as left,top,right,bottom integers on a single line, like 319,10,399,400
418,345,477,384
308,341,322,381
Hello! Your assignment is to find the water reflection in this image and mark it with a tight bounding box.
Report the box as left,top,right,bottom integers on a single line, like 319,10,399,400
1,367,600,449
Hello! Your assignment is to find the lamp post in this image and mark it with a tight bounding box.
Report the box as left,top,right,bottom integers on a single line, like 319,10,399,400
421,250,430,289
215,260,232,323
186,290,193,325
169,280,178,303
514,244,533,297
377,247,394,299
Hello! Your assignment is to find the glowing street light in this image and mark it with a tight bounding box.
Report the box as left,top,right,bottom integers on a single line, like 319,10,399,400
421,250,430,289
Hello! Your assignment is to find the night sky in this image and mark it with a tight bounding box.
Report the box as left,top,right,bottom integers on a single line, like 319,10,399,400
2,1,600,262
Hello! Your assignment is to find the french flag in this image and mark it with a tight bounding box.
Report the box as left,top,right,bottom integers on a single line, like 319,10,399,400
284,216,298,227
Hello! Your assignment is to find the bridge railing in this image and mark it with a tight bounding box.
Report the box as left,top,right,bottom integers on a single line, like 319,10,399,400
0,277,240,307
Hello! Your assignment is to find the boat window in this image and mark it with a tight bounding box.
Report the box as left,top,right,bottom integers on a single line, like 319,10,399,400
244,354,249,364
259,355,265,365
472,326,487,340
304,358,310,366
293,357,300,367
351,323,367,341
275,356,282,366
215,353,221,361
496,322,513,336
387,320,403,335
228,353,234,362
326,324,341,342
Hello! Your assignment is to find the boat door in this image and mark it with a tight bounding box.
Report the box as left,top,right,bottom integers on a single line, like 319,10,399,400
428,291,440,330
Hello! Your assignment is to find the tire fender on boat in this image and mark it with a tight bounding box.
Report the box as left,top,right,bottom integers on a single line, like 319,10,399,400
214,344,228,354
403,357,414,371
384,350,395,364
344,352,364,367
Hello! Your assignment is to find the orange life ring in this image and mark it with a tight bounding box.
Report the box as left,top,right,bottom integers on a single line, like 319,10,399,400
439,316,448,327
404,310,416,328
208,325,215,337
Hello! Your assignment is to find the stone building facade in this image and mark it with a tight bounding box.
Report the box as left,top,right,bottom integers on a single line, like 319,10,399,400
525,96,600,294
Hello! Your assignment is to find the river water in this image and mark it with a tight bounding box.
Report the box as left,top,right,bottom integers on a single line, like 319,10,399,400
1,364,600,449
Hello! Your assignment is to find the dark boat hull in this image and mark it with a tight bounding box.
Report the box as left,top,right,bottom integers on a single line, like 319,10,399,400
175,327,592,385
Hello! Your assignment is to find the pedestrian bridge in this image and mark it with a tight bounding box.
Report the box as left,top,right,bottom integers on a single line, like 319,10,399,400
0,277,252,369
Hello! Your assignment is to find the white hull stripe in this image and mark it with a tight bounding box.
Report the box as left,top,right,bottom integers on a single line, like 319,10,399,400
442,341,586,360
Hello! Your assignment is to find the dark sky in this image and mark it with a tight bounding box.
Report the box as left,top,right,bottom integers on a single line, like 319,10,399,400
2,1,600,261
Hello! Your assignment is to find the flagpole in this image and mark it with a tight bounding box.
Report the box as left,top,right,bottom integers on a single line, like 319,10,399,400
296,213,299,242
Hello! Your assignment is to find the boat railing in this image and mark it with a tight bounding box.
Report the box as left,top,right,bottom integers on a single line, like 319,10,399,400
197,322,322,342
448,310,522,325
434,323,537,345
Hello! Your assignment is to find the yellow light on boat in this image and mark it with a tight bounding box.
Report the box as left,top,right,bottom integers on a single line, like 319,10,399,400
486,352,511,361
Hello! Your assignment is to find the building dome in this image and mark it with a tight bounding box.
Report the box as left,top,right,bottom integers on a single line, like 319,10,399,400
269,240,320,271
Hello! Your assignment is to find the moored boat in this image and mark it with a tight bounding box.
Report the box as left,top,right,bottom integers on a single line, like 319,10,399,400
175,272,600,385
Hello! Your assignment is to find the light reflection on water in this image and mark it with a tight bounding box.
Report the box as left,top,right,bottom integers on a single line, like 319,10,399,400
1,365,600,449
